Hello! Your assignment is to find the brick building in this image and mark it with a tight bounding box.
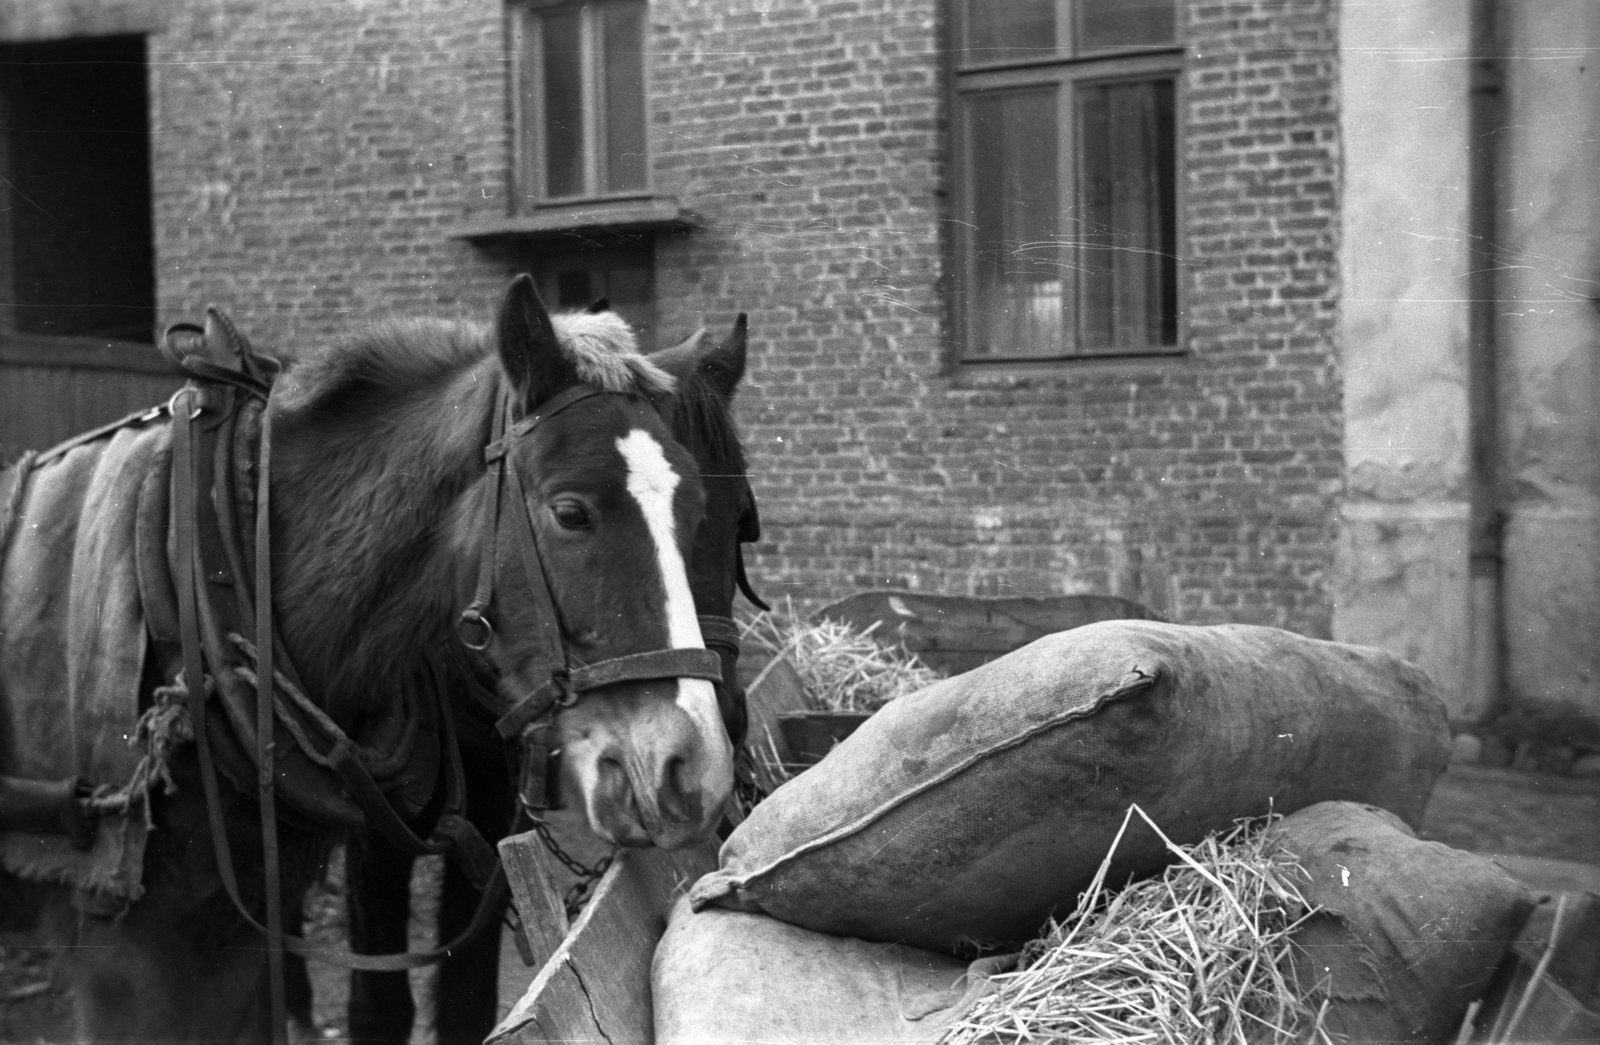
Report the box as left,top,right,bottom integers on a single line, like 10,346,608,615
0,0,1594,737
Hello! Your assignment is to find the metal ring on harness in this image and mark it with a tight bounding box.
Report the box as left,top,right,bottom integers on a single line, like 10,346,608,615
455,608,494,651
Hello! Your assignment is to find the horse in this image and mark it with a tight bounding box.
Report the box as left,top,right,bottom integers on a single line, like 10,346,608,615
0,276,738,1042
336,313,763,1044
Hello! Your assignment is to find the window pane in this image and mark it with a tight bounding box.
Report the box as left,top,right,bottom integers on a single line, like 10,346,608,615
1078,78,1177,351
965,0,1056,64
602,2,647,193
966,88,1064,359
542,8,585,198
1078,0,1176,51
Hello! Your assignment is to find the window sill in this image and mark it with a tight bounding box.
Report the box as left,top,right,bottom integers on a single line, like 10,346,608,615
451,197,699,247
949,349,1189,387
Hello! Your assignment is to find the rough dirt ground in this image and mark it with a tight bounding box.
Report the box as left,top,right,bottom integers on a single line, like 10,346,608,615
3,764,1597,1043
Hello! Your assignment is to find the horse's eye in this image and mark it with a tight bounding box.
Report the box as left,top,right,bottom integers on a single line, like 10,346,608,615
552,501,591,530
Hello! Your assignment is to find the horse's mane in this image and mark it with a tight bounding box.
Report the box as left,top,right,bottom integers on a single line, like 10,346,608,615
272,310,673,420
665,361,746,478
267,308,675,723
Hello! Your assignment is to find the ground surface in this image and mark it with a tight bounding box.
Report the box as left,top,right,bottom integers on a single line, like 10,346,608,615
3,763,1597,1042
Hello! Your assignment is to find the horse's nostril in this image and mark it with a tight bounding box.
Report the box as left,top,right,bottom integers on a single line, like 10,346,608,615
659,755,691,823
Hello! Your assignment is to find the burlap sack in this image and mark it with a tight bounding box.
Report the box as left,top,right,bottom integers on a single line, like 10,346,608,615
690,621,1449,953
652,894,1006,1045
1275,801,1536,1044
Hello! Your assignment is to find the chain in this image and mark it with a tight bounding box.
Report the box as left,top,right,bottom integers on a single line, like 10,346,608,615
529,817,614,920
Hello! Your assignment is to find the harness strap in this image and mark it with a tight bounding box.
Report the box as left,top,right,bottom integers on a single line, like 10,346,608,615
173,386,268,974
696,615,742,660
457,393,507,650
572,648,726,694
494,647,725,740
502,432,570,678
31,403,170,469
171,383,508,992
254,406,288,1044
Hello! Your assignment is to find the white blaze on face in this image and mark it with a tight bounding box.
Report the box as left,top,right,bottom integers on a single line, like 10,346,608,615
615,429,722,734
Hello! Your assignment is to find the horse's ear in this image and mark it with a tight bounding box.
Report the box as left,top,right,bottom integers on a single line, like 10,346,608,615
498,274,577,407
696,313,747,400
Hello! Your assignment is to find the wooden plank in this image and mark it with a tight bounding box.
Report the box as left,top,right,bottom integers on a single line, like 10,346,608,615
498,832,571,974
491,842,718,1045
0,363,178,465
742,652,808,766
0,332,175,373
815,590,1163,675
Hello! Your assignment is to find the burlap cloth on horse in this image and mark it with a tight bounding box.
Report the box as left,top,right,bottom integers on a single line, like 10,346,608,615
0,422,170,905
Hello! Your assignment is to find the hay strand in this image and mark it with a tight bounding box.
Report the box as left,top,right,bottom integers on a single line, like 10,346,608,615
941,805,1333,1045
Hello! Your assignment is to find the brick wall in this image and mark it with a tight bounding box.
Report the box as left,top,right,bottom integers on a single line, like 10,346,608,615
148,0,516,345
651,0,1344,633
137,0,1343,635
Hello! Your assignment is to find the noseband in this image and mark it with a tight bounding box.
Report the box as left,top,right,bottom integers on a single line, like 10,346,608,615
455,384,725,811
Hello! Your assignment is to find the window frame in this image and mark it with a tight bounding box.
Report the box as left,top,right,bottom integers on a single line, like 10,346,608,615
510,0,652,211
949,1,1185,365
0,33,158,350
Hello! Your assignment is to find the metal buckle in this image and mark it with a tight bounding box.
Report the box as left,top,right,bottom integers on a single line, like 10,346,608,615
168,387,204,421
553,673,579,709
455,608,494,651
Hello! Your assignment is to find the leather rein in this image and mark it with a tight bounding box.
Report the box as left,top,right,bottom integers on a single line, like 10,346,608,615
160,327,512,1045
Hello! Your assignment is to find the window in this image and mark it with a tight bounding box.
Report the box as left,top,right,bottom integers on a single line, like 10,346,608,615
0,34,155,343
952,0,1180,361
513,0,648,207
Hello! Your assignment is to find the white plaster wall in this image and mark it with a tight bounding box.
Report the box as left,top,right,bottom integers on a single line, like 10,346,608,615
1498,1,1600,723
1334,0,1476,714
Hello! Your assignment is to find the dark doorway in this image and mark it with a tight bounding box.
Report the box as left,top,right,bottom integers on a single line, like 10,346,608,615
532,248,657,349
0,34,155,342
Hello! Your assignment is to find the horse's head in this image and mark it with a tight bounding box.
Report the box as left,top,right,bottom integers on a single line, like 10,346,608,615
466,276,733,849
652,316,766,745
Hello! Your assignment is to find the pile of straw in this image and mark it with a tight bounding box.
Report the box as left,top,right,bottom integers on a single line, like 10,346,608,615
941,806,1333,1045
741,604,943,713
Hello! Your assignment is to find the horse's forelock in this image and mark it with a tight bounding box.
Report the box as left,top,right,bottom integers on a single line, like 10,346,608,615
550,311,676,398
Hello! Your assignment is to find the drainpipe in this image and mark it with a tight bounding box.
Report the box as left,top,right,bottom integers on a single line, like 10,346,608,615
1465,0,1505,724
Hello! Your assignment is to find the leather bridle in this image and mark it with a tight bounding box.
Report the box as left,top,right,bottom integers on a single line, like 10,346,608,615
453,383,726,813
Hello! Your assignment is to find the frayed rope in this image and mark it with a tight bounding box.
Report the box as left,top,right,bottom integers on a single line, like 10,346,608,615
83,671,208,829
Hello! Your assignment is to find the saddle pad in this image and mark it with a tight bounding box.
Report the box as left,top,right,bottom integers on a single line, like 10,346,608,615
0,421,170,902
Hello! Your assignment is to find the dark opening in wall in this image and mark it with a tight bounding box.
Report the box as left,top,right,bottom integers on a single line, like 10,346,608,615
0,34,155,342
